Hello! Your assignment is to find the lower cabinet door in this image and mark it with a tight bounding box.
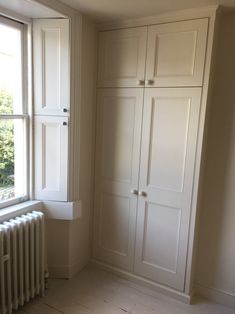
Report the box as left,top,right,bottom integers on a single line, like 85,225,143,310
134,88,201,291
34,115,68,201
93,88,144,271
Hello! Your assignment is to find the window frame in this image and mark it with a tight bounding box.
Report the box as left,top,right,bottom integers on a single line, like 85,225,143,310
0,15,30,209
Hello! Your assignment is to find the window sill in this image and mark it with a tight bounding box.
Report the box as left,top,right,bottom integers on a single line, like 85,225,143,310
0,200,82,222
0,200,43,223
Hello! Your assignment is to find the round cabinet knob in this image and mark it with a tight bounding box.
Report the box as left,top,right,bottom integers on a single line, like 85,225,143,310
136,80,145,86
146,79,154,86
62,108,68,113
139,191,147,197
62,121,68,126
131,189,138,195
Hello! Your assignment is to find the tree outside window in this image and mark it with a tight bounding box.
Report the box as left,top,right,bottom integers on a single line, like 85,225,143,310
0,90,14,200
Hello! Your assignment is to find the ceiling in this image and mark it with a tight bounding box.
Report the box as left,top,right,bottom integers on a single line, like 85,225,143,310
59,0,235,22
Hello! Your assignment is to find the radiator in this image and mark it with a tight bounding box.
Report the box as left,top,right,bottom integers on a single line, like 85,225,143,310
0,211,45,314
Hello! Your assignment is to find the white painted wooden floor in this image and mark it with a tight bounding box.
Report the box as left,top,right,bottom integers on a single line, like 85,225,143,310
16,265,234,314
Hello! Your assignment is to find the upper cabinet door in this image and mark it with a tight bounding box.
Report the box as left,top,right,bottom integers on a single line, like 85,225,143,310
98,27,147,88
33,19,70,116
145,19,208,87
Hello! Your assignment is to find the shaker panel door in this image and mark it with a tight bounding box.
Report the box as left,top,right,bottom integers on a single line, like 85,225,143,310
98,27,147,88
134,88,201,290
93,88,144,270
146,19,208,87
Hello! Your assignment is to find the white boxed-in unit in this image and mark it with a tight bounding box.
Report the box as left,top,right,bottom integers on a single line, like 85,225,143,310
93,8,217,300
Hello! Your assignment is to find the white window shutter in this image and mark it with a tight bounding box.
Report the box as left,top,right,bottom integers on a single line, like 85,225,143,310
33,18,70,201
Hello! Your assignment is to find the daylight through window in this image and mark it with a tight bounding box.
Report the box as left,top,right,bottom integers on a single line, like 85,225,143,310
0,16,28,207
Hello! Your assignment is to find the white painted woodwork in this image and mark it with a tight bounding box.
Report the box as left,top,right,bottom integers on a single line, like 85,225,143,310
134,88,202,291
93,89,144,270
58,1,222,23
98,19,208,88
94,9,217,295
33,19,70,116
145,19,208,87
98,27,147,88
43,201,82,220
34,116,68,201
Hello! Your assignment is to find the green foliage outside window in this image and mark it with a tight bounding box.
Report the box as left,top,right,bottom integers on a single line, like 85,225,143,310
0,90,14,187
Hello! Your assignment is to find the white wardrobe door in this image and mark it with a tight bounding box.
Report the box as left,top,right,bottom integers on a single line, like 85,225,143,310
98,27,147,88
134,88,201,291
34,116,68,201
33,19,70,116
93,88,144,270
145,19,208,87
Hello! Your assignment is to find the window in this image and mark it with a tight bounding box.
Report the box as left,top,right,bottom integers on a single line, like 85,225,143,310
0,16,29,208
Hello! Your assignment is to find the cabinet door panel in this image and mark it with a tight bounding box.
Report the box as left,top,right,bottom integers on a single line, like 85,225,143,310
140,203,181,273
33,19,70,115
146,19,208,87
34,116,68,201
93,89,144,270
134,88,201,290
98,27,147,88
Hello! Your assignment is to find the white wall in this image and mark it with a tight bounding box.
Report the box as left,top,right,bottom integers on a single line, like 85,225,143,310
46,220,70,277
68,15,97,275
195,11,235,304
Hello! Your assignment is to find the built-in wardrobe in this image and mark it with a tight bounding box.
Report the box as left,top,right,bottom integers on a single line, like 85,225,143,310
92,7,218,301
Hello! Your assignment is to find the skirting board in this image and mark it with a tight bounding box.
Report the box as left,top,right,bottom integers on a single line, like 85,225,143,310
48,260,87,279
90,259,191,304
194,284,235,309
